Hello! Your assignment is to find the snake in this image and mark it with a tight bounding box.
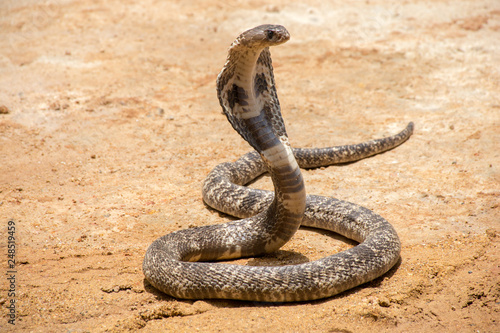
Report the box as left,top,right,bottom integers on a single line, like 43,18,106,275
143,24,414,302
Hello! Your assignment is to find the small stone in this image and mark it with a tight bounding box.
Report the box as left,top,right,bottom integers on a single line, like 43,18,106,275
486,229,496,238
0,105,10,114
378,298,391,307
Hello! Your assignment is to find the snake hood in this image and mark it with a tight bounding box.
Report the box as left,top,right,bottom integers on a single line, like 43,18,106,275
217,24,290,154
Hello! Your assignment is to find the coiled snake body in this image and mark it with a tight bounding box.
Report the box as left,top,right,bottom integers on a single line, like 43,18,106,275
143,25,414,302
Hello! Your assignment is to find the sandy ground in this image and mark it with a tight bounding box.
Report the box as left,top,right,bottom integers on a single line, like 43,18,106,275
1,0,499,332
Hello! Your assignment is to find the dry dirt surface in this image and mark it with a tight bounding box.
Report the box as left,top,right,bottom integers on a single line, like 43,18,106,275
1,0,499,332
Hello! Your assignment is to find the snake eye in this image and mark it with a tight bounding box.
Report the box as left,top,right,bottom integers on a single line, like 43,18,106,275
266,30,275,41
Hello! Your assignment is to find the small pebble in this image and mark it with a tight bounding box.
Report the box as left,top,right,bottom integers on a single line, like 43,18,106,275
378,298,391,307
0,105,10,114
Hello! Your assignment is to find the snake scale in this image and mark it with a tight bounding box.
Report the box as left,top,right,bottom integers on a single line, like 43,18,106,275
143,25,414,302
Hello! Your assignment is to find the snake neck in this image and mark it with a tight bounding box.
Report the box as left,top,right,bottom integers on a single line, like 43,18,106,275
217,43,307,253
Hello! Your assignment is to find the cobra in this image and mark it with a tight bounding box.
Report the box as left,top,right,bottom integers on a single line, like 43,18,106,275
143,24,414,302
